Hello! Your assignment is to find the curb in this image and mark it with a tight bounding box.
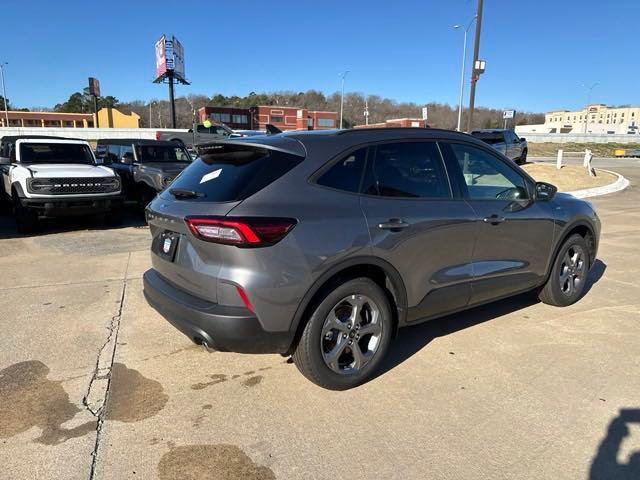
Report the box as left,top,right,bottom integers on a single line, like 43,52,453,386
565,169,630,198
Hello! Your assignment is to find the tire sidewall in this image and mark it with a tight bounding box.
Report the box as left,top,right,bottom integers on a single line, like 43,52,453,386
302,278,393,390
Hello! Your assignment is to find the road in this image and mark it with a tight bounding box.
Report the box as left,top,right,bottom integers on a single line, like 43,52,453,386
0,157,638,480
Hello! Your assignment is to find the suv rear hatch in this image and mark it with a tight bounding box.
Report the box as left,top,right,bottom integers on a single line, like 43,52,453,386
146,138,304,303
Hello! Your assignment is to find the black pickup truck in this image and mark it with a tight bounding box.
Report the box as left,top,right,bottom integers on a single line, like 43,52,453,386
96,139,191,206
470,129,528,164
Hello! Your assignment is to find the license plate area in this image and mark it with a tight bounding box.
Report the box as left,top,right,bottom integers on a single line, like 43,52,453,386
153,230,180,262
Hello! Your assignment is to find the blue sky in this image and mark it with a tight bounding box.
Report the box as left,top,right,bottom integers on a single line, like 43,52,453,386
3,0,639,113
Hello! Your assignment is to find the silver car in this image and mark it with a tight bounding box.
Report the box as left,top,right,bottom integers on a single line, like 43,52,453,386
143,128,600,390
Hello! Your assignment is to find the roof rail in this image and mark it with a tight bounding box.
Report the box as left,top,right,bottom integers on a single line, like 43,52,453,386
335,127,470,135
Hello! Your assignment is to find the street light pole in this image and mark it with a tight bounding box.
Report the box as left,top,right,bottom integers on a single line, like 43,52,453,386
0,63,9,128
582,82,599,134
339,71,350,129
453,16,476,132
466,0,484,132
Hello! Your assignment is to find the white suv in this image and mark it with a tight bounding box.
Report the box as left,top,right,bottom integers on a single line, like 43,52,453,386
0,136,122,232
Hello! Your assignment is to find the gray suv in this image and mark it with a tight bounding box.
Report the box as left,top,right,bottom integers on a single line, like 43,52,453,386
143,128,600,390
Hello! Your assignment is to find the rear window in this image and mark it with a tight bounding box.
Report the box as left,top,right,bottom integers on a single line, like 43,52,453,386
162,144,303,202
19,143,94,164
471,132,505,145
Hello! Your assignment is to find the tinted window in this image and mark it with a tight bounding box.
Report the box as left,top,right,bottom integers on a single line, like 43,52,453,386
316,148,366,193
136,145,191,163
19,143,94,165
362,142,450,198
471,131,505,145
449,143,529,200
106,144,121,163
162,144,303,202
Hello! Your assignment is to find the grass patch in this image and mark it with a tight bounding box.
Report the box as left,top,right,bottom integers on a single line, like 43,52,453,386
527,142,640,157
522,163,616,192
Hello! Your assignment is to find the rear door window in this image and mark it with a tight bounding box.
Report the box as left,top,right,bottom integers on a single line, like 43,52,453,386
316,147,367,193
162,144,303,202
362,141,451,198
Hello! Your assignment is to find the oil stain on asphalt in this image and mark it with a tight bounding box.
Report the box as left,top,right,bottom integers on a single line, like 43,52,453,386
105,363,168,422
158,444,275,480
0,360,95,445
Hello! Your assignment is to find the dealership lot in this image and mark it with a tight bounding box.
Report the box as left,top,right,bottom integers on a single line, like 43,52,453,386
0,158,638,480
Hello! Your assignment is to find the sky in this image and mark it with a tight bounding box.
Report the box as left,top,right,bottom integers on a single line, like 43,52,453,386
2,0,639,114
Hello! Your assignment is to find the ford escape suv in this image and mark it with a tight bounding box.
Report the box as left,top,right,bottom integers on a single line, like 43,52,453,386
143,128,600,390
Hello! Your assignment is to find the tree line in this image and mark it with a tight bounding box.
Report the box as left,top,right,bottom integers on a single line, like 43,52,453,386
21,89,546,130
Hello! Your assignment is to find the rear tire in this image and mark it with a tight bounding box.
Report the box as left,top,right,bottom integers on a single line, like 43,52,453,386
292,277,393,390
539,234,590,306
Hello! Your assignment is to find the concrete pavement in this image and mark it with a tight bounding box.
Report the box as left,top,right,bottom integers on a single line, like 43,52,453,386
0,158,638,479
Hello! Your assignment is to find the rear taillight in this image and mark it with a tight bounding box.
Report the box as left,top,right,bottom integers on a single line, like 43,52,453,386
155,131,161,140
185,216,297,247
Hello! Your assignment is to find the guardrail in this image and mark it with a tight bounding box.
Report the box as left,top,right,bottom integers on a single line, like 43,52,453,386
0,127,186,141
515,132,640,144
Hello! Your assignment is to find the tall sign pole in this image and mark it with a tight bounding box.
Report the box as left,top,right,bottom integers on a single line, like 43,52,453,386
168,71,176,128
466,0,483,132
154,35,188,130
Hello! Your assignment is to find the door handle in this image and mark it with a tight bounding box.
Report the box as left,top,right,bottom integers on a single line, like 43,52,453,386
483,215,506,225
378,219,410,231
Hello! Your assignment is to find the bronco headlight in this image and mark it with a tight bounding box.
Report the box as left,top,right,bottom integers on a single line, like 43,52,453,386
101,177,121,191
27,178,51,193
162,176,174,187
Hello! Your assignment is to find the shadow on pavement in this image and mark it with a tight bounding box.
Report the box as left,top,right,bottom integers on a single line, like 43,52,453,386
0,207,147,239
375,259,607,380
590,409,640,480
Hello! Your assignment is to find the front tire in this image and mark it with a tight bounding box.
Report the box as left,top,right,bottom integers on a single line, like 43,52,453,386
539,234,590,306
292,278,393,390
518,148,528,165
13,195,39,234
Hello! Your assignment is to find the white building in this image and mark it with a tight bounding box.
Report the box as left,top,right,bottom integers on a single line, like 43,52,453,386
516,104,640,135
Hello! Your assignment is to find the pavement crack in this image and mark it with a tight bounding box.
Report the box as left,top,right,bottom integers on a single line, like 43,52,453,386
82,252,131,480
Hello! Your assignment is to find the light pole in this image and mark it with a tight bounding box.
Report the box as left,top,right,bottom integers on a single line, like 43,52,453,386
582,82,599,134
453,17,476,131
466,0,484,132
0,63,9,128
339,71,350,129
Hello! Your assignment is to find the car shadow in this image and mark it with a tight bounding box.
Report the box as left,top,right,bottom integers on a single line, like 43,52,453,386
374,259,607,381
0,207,147,239
589,409,640,480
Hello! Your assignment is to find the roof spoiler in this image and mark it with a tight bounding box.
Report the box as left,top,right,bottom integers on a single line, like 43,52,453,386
265,124,282,135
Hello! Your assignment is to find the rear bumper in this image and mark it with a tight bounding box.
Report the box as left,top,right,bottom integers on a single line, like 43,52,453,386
143,269,291,354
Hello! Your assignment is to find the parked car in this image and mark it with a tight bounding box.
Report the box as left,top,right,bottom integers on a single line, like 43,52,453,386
143,128,600,390
156,123,235,148
470,129,528,164
0,135,122,232
96,139,191,206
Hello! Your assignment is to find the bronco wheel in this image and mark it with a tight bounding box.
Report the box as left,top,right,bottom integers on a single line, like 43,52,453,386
293,277,392,390
539,234,590,306
13,195,38,234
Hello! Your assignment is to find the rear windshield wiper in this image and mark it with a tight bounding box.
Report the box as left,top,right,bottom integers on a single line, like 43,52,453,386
169,188,205,199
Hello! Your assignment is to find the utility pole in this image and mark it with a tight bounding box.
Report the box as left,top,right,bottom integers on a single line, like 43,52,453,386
453,17,476,131
582,82,599,134
466,0,483,132
339,71,349,129
364,99,369,125
0,63,10,128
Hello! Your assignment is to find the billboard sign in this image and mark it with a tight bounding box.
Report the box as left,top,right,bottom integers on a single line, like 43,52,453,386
154,35,185,82
155,35,168,79
503,109,515,119
172,36,185,82
88,77,101,97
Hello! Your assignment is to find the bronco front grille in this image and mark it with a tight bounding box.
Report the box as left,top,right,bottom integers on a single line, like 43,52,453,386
27,177,120,195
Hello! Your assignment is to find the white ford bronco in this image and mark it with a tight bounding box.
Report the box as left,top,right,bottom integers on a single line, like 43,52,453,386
0,136,123,232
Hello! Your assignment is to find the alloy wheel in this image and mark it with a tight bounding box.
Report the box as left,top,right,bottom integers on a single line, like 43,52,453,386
320,294,383,375
559,244,586,297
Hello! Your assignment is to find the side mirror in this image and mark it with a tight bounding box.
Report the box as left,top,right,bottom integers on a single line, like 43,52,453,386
535,181,557,201
121,153,134,165
0,156,10,165
519,137,526,142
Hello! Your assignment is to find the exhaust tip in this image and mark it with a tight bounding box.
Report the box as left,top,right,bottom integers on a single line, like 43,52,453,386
194,336,216,352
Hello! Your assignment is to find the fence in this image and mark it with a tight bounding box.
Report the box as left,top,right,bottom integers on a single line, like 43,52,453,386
0,127,186,141
514,132,640,144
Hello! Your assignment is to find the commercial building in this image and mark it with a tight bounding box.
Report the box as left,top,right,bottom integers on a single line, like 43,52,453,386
517,104,640,135
354,118,428,129
197,106,338,131
0,108,140,129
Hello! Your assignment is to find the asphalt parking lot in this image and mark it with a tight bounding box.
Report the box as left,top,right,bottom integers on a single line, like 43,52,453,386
1,157,639,480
